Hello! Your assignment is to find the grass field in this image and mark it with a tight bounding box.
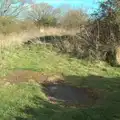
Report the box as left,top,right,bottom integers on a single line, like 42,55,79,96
0,44,120,120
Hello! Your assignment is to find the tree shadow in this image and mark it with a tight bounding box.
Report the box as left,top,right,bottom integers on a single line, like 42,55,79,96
15,96,65,120
65,74,120,90
14,74,120,120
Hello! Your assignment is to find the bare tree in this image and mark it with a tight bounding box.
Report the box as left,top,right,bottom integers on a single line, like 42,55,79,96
27,3,61,27
60,9,88,29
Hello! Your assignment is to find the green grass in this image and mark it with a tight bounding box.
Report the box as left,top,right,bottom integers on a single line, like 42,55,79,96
0,45,120,119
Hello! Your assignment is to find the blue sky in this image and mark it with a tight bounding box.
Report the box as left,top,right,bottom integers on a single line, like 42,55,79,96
34,0,105,14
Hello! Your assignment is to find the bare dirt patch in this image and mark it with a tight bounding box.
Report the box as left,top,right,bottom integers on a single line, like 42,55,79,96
1,70,64,84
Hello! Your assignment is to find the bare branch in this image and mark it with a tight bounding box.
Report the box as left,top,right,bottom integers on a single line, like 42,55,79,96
0,0,33,17
27,3,61,27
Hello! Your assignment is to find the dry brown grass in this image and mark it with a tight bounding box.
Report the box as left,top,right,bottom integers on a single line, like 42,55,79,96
0,27,77,48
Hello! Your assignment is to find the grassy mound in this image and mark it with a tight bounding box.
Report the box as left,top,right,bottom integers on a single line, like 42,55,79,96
0,45,120,119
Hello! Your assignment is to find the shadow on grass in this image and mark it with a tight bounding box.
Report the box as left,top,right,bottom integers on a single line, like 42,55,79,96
15,74,120,120
65,75,120,90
